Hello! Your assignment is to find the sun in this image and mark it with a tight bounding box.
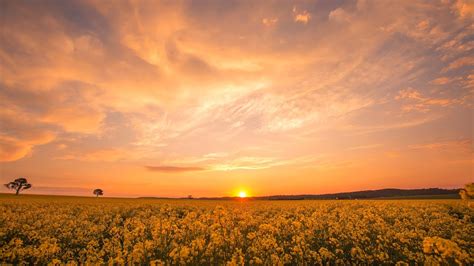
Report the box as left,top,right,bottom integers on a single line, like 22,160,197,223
238,191,247,198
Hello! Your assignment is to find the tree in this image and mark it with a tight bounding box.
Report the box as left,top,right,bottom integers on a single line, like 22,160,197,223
4,178,32,195
93,189,104,197
459,183,474,200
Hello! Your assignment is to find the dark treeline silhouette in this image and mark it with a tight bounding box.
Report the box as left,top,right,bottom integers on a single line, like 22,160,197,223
180,188,460,200
259,188,460,200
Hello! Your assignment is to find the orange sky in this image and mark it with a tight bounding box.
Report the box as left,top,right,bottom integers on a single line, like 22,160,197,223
1,0,473,197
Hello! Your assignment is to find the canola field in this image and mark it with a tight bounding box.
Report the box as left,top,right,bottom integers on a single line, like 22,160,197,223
0,195,473,265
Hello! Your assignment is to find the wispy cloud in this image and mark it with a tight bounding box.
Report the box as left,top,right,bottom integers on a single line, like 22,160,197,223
442,56,474,73
329,8,351,23
347,144,382,151
262,17,278,27
396,88,457,113
409,139,471,151
145,165,206,173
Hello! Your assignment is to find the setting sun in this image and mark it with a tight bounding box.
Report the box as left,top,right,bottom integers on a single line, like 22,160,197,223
238,191,247,198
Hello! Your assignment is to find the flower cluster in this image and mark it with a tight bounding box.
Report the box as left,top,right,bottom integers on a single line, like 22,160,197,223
0,197,472,265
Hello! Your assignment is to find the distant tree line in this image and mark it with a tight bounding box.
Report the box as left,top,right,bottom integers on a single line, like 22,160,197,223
3,177,472,201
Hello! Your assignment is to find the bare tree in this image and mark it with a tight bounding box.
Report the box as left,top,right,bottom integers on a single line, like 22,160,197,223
4,178,32,195
93,188,104,197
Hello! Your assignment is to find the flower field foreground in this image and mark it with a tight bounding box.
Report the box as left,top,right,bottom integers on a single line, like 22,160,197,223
0,195,473,265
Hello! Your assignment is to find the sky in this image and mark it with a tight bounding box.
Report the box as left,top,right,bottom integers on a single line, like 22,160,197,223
0,0,473,197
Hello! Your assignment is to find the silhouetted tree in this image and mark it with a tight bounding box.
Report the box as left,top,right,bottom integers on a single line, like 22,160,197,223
188,195,193,199
93,189,104,197
4,178,32,195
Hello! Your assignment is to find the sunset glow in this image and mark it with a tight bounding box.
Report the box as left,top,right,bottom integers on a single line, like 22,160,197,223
238,191,248,198
0,0,472,197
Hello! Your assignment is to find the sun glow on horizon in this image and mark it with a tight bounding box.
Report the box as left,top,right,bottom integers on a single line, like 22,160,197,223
238,191,247,198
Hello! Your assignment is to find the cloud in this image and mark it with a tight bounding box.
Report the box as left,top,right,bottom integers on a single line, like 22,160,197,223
293,7,311,24
262,18,278,27
0,133,55,162
211,156,278,171
145,165,206,173
347,144,382,151
57,148,129,162
329,8,351,23
409,139,471,151
396,88,456,112
339,111,443,135
442,56,474,72
430,77,454,85
453,0,474,18
0,110,56,162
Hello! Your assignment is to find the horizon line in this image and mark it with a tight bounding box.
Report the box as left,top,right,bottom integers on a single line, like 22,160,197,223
0,186,462,199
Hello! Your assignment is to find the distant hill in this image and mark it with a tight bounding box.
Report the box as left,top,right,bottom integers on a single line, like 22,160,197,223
195,188,460,200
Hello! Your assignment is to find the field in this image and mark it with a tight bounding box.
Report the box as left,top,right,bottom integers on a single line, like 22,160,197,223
0,195,473,265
